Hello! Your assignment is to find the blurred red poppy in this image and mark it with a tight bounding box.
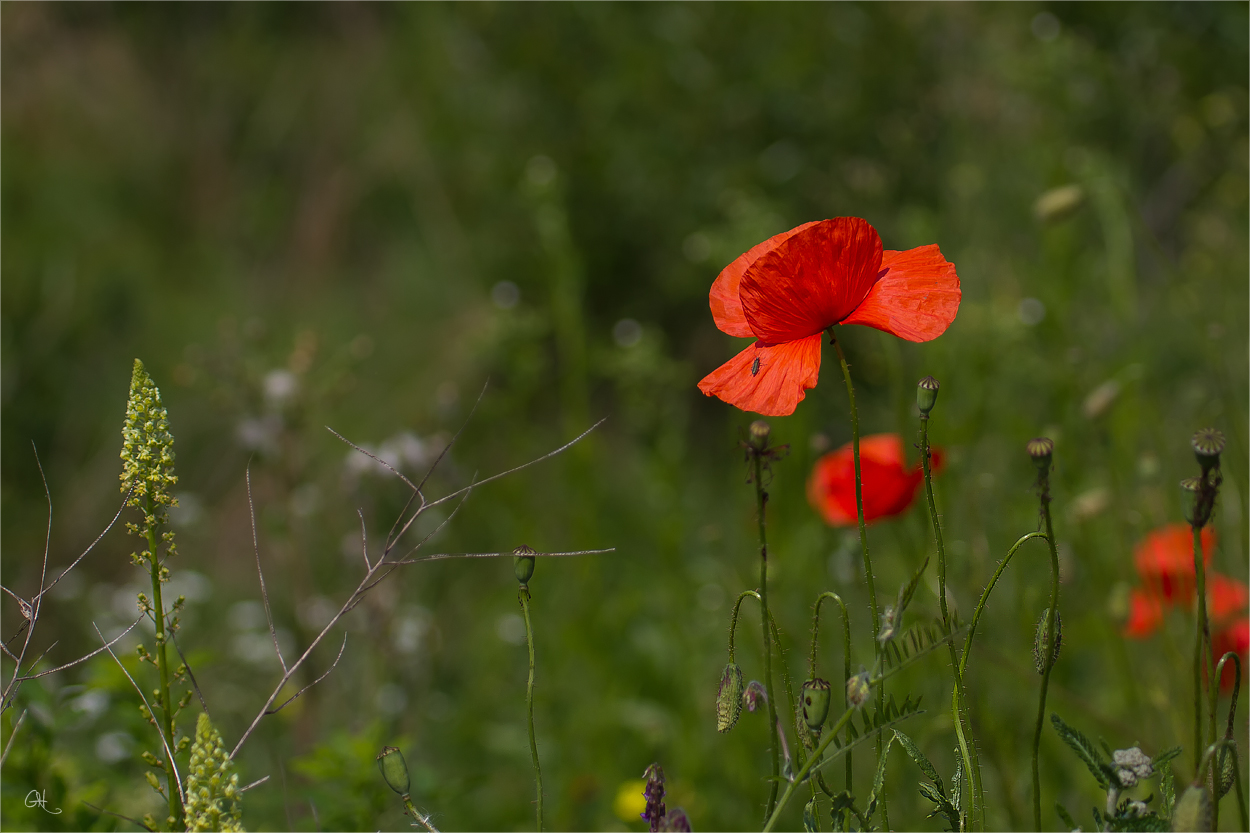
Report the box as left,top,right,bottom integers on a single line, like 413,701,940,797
807,433,943,527
1209,573,1250,625
1213,618,1250,691
1133,524,1216,604
1124,588,1165,638
697,218,960,416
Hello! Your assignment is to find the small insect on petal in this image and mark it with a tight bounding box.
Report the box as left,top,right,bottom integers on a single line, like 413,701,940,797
751,357,761,376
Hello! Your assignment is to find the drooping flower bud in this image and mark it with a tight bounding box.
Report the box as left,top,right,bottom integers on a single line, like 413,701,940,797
658,807,691,832
377,746,411,796
1192,428,1225,475
716,663,745,733
742,680,767,713
916,376,940,415
513,544,536,586
1026,437,1054,473
1217,745,1238,800
1033,607,1062,674
1172,785,1212,831
800,678,832,730
846,671,871,709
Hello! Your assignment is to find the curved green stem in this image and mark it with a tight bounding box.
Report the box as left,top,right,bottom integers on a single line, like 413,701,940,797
403,795,440,833
520,588,543,831
753,451,781,819
729,590,762,663
810,591,852,793
832,331,886,826
1032,488,1061,831
921,414,980,829
958,532,1050,677
769,615,805,771
144,498,180,828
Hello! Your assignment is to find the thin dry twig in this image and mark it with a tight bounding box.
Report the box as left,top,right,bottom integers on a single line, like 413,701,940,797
239,775,270,794
230,411,607,761
1,708,28,768
169,631,208,716
11,616,143,683
94,623,184,806
32,487,132,604
247,467,287,675
391,548,617,566
266,633,348,715
358,509,371,571
325,428,418,492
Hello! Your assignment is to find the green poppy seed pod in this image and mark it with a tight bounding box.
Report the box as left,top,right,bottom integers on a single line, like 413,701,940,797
1192,428,1224,474
1217,745,1238,800
1032,607,1062,674
1027,437,1054,472
513,544,536,585
376,746,411,796
846,671,871,709
800,678,832,730
916,376,940,415
716,662,745,732
1172,784,1212,831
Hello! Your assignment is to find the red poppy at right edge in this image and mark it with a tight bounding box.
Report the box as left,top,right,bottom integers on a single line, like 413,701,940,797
697,217,961,416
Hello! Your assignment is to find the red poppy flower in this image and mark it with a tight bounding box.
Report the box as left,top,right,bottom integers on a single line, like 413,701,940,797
1213,618,1250,691
1123,588,1165,638
697,217,960,416
1133,524,1216,604
807,433,943,527
1209,573,1250,625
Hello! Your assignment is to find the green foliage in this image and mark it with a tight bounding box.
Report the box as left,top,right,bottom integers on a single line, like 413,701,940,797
895,730,961,831
1051,712,1121,791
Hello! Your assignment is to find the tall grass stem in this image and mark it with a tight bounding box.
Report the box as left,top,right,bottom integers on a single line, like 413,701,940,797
520,588,543,831
753,450,782,819
810,591,852,793
1031,486,1061,831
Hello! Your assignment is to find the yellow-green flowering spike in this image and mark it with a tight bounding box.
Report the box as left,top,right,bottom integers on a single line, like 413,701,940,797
185,713,245,832
120,359,179,525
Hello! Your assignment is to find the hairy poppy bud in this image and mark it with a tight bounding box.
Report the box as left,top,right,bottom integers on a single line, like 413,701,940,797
513,544,536,585
800,678,832,730
1172,785,1212,831
1192,428,1225,474
916,376,940,415
1033,608,1062,673
846,671,871,709
1027,437,1054,472
377,746,411,796
1217,745,1238,800
716,662,745,733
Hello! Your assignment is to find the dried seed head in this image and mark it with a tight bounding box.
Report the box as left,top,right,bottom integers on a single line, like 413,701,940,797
513,544,536,586
800,678,832,730
749,420,771,448
716,663,745,733
1032,607,1062,674
1027,437,1054,471
1192,428,1225,473
916,376,940,415
846,671,871,709
1172,785,1212,832
376,746,411,796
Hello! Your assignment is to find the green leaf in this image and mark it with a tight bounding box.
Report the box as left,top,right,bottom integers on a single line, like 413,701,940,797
803,797,819,832
1153,745,1182,767
896,555,930,618
1051,713,1116,790
865,732,898,822
1107,812,1169,832
1055,801,1078,830
1158,756,1176,819
894,730,944,794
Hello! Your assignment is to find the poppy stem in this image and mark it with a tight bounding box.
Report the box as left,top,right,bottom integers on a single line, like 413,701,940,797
920,415,980,829
809,591,852,793
752,450,782,820
1193,523,1220,828
519,587,543,832
831,331,886,826
1031,468,1061,832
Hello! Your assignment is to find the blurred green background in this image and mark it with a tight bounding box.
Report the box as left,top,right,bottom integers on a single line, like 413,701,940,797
2,3,1247,830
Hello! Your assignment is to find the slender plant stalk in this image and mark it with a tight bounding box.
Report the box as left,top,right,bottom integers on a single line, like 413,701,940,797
920,415,980,829
832,331,887,826
753,449,782,819
145,497,180,828
764,705,858,833
1031,486,1061,831
520,588,543,831
810,591,852,793
1193,524,1209,774
403,796,440,833
1197,524,1223,830
958,532,1050,677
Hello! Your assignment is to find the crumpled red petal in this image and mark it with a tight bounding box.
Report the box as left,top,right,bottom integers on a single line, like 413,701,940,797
708,221,821,338
806,433,934,527
841,245,961,342
740,218,883,343
696,333,822,417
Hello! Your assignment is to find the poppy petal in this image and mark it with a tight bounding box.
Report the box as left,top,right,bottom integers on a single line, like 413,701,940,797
1134,524,1216,604
740,218,884,343
807,433,930,527
709,221,822,338
841,245,961,342
1209,573,1249,624
696,333,822,417
1124,588,1164,638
